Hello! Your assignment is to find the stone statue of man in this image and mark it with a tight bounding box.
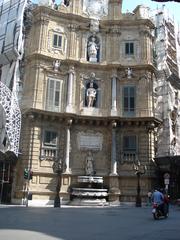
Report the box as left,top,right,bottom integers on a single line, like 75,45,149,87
88,37,98,62
85,151,94,176
86,81,97,107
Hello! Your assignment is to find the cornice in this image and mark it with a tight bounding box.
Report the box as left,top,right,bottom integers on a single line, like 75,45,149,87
25,52,157,73
22,108,162,128
32,6,90,24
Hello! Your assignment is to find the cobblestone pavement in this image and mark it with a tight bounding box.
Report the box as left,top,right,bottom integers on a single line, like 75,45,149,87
0,205,179,240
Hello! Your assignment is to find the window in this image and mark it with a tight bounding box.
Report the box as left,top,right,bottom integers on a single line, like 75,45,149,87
46,78,62,112
53,34,62,48
40,130,58,160
44,131,57,147
125,42,134,55
123,86,135,116
123,136,136,152
123,135,137,162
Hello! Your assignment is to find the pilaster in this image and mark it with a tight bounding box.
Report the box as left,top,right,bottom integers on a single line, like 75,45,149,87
64,119,73,174
111,73,117,116
66,66,75,113
110,121,118,176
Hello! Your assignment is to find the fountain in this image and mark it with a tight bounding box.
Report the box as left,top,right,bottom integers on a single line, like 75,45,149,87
70,152,108,206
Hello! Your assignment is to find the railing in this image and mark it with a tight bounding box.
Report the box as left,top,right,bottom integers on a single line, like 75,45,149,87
121,152,137,163
40,146,58,161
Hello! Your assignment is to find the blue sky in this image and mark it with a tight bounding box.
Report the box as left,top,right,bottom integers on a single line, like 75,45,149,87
122,0,180,23
35,0,180,23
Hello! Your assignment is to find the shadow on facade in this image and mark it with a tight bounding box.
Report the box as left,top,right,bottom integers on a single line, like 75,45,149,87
0,151,17,204
154,156,180,201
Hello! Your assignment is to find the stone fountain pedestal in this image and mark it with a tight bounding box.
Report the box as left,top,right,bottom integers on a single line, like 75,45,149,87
70,176,108,206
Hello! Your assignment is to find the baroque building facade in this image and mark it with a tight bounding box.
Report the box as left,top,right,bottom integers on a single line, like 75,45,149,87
12,0,161,206
154,7,180,199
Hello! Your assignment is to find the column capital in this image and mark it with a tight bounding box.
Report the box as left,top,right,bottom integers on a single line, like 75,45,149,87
111,121,117,128
111,73,117,79
66,118,73,127
68,65,75,74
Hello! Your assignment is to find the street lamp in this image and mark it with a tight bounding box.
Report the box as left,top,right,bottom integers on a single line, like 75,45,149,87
52,159,63,208
133,161,147,207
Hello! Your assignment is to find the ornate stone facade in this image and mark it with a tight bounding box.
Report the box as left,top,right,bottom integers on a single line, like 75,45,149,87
12,1,161,206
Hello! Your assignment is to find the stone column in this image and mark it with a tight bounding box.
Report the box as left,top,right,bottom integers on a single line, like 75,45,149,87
111,74,117,116
109,122,120,203
110,121,118,175
66,66,75,113
64,119,72,174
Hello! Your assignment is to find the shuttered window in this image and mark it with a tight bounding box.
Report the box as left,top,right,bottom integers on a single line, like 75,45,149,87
125,42,134,55
40,130,58,160
123,136,136,152
123,86,135,116
53,34,62,48
46,78,62,112
122,135,137,162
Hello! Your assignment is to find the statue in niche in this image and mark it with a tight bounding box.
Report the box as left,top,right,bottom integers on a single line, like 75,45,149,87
87,37,99,63
53,60,61,71
126,67,133,79
86,80,97,107
85,151,95,176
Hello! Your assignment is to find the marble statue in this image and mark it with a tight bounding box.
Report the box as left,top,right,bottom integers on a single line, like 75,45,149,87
53,60,61,71
126,67,132,79
88,37,98,62
85,151,94,176
86,81,97,107
83,0,108,19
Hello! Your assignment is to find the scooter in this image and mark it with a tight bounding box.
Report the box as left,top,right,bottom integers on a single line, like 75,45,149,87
152,203,168,220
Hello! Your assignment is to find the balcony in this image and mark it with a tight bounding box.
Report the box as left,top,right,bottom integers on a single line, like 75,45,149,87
40,146,58,161
121,152,137,163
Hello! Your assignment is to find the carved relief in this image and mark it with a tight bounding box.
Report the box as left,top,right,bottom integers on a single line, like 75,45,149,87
90,19,99,33
83,0,108,19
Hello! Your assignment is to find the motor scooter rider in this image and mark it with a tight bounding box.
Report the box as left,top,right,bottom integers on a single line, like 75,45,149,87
151,189,165,214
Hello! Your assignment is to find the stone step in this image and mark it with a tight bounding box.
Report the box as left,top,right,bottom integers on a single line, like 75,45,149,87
70,198,109,206
71,187,108,197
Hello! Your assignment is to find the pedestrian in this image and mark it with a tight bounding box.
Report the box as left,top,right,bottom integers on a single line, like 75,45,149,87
147,190,152,206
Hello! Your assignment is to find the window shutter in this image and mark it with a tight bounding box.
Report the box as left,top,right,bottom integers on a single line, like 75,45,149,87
58,35,62,47
130,43,134,54
53,34,58,47
123,86,135,115
125,43,129,54
46,78,62,112
46,79,55,110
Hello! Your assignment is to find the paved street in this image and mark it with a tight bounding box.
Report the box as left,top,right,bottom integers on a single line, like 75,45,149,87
0,205,179,240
